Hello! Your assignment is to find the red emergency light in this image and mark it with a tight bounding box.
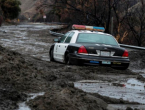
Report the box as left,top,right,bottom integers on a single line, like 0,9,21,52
72,24,105,32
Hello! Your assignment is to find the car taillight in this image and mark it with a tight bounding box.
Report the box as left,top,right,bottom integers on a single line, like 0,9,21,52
122,50,129,57
78,46,88,54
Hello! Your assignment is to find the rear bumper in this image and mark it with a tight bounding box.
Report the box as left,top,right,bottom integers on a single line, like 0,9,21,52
69,53,130,67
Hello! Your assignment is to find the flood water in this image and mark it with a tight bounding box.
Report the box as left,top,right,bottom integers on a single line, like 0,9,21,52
107,104,145,110
0,24,62,61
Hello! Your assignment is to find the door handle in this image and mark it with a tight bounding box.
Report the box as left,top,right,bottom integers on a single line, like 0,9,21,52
59,45,60,47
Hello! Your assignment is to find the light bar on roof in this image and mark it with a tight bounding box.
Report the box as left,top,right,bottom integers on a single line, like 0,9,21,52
72,24,105,32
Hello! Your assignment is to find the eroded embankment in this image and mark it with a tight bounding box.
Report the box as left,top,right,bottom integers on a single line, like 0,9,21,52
0,44,137,110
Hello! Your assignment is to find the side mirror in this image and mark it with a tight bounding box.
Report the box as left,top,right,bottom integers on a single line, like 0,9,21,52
53,38,59,42
53,37,61,42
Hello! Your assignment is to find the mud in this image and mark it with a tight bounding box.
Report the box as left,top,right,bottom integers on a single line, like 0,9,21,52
129,50,145,72
0,24,145,110
0,89,27,110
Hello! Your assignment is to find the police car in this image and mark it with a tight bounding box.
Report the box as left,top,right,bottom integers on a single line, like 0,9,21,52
49,25,130,70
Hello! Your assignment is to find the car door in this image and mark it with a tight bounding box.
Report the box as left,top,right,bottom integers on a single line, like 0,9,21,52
54,32,74,62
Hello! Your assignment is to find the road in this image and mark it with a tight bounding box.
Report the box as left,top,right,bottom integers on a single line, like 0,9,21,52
0,24,62,61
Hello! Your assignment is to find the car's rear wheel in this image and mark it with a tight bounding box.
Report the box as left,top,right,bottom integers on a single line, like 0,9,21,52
112,65,129,70
50,49,54,61
76,60,83,66
65,54,71,65
119,66,129,70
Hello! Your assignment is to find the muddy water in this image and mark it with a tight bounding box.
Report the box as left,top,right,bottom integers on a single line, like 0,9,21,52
75,79,145,104
0,24,61,61
107,104,145,110
74,79,145,109
18,92,45,110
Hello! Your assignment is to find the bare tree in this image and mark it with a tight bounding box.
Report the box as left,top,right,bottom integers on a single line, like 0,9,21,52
35,0,145,46
51,0,131,34
126,0,145,46
48,0,108,26
0,7,3,26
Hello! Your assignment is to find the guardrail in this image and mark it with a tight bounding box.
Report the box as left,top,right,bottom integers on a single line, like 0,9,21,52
119,44,145,50
49,30,64,36
49,30,145,50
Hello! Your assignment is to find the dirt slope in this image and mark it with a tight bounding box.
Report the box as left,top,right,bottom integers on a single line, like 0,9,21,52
20,0,37,13
20,0,53,20
20,0,38,18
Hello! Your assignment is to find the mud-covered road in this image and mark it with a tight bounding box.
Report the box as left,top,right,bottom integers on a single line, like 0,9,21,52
0,24,145,110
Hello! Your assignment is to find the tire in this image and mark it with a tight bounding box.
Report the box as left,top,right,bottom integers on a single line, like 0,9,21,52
50,49,54,61
75,59,83,66
112,66,129,70
77,61,83,66
65,54,71,65
119,66,129,70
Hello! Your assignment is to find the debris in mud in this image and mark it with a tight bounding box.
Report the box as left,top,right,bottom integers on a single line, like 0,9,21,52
112,83,126,87
125,78,145,90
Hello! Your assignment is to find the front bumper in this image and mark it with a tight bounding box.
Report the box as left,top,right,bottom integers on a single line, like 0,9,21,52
69,53,130,67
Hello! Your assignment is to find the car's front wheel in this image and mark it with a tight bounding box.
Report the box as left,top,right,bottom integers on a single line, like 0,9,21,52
50,49,54,61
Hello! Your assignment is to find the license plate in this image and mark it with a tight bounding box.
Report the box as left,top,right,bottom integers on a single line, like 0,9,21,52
90,61,99,64
101,51,110,56
113,62,121,65
102,61,111,64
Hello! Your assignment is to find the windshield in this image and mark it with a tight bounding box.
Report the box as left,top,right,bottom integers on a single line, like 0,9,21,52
76,33,118,46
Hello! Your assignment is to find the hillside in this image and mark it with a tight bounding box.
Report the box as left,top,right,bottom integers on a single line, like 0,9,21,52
19,0,142,22
19,0,53,21
20,0,38,19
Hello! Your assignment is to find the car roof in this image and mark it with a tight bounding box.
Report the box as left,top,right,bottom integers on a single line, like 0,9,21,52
69,30,112,36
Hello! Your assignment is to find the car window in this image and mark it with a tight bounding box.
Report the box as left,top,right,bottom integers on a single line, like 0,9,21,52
64,32,75,43
76,33,118,46
59,32,70,43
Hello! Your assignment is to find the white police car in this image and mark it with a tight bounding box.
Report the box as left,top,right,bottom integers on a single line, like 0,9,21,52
49,25,130,70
